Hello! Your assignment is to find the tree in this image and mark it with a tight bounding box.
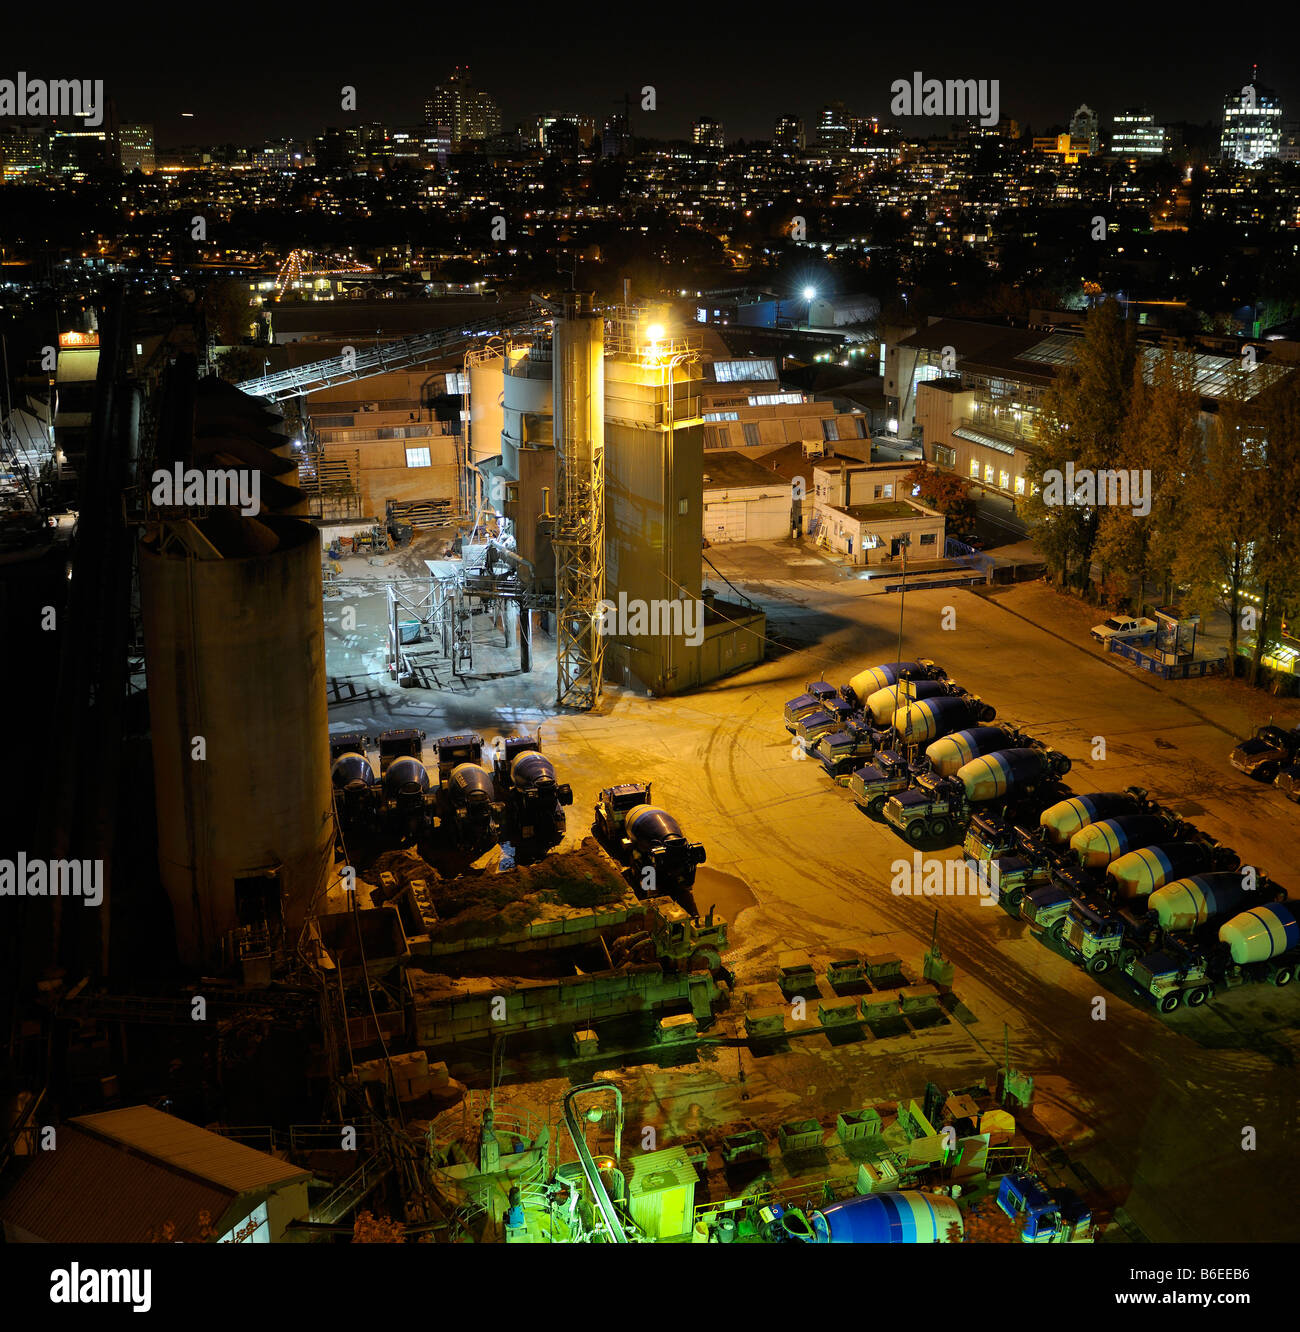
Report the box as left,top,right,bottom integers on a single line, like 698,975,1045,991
1169,385,1259,667
1242,373,1300,685
1023,299,1137,592
202,278,255,344
905,462,974,526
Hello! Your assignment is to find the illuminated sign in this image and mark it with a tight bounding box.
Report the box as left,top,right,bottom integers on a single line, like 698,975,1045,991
58,331,99,348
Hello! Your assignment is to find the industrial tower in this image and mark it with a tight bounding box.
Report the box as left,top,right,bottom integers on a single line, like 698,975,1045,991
552,293,606,708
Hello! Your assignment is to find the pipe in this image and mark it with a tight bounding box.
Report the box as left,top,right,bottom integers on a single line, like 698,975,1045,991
562,1082,627,1243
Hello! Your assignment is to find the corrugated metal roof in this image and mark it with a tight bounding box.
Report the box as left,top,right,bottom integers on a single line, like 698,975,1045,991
71,1107,310,1193
0,1126,235,1243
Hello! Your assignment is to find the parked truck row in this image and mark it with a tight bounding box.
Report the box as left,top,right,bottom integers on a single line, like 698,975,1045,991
328,729,572,851
783,660,1069,849
784,659,1299,1017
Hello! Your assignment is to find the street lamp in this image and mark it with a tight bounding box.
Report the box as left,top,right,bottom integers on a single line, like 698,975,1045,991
896,534,911,667
802,285,816,330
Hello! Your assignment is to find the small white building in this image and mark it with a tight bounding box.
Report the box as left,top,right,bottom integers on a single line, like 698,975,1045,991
815,497,945,566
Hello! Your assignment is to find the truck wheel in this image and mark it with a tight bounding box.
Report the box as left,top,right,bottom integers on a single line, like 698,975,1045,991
1273,967,1293,986
929,816,951,842
1048,919,1066,942
1088,955,1111,975
906,821,928,845
1186,987,1209,1007
866,795,886,817
1158,993,1181,1013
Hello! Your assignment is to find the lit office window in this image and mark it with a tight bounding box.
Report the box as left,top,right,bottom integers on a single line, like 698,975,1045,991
969,459,980,478
1015,476,1026,495
984,463,995,483
999,470,1010,489
405,447,431,467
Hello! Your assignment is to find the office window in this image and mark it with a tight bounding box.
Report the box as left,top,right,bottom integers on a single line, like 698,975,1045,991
743,422,761,446
919,532,937,546
405,447,431,467
874,486,883,499
969,459,980,478
935,445,956,467
984,463,995,483
1015,475,1026,495
822,419,839,441
1000,469,1010,490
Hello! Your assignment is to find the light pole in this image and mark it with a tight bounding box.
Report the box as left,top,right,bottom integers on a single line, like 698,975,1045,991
896,534,911,666
803,285,816,331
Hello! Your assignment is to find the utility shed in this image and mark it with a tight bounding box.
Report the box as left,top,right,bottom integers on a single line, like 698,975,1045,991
0,1106,311,1243
701,450,792,543
627,1145,698,1239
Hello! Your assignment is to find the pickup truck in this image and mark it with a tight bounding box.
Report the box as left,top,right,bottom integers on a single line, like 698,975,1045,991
1090,615,1156,645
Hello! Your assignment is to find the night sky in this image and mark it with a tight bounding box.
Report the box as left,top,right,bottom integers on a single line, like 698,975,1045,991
5,10,1293,148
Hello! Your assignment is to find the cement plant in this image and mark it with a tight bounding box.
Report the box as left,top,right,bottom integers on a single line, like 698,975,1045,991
1,22,1298,1308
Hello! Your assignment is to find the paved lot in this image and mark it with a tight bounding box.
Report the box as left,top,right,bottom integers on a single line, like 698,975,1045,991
326,540,1300,1243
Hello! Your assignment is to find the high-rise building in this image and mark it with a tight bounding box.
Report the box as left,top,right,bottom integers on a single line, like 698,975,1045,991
117,123,154,173
773,115,804,152
602,113,630,157
692,117,725,150
818,103,850,150
1221,69,1282,165
1110,109,1166,157
0,123,47,179
1069,104,1099,155
423,67,500,145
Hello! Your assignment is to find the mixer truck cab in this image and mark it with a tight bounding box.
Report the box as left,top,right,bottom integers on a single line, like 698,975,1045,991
1230,723,1300,781
1020,868,1084,940
436,732,483,786
783,680,841,733
996,1173,1093,1243
793,696,856,747
594,782,652,855
815,721,886,783
977,855,1053,915
1276,763,1300,803
883,772,964,844
378,727,427,776
850,750,915,817
329,730,372,766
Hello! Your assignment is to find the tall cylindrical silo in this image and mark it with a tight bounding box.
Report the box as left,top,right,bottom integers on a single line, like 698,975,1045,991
140,512,333,967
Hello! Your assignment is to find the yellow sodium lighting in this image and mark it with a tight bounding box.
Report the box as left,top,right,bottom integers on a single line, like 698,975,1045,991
646,322,665,343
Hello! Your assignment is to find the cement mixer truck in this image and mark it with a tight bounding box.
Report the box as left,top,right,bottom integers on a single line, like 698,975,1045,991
441,761,503,847
840,659,947,709
883,747,1071,845
1058,843,1242,973
1121,901,1300,1012
783,679,845,734
623,804,707,905
493,736,573,845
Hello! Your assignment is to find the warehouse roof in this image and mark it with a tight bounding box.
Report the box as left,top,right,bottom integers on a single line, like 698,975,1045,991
0,1107,309,1244
700,451,788,491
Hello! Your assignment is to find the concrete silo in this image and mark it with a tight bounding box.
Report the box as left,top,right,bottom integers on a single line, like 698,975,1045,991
139,513,333,968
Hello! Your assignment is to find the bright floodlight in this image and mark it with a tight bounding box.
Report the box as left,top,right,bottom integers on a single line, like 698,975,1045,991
803,286,816,300
646,322,665,343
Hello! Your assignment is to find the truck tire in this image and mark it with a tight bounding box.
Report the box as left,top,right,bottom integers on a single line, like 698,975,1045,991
866,795,887,817
1273,967,1293,986
1088,955,1111,975
906,821,928,845
1158,993,1181,1013
1048,919,1066,943
929,816,951,842
1186,987,1209,1007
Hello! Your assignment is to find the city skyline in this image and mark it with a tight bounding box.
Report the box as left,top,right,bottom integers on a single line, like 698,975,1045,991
0,23,1294,148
